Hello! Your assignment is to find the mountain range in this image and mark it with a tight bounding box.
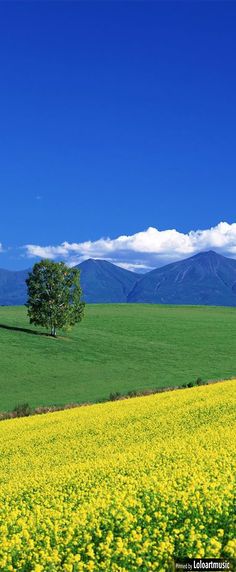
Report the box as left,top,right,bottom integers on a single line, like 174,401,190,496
1,251,236,306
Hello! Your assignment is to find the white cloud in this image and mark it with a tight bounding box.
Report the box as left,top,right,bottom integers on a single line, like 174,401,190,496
24,222,236,272
0,243,4,253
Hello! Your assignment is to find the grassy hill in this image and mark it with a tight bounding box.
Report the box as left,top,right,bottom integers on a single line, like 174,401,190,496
0,303,235,412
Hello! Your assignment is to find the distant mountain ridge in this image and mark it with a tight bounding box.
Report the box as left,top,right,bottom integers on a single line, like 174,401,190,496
77,258,139,303
0,268,30,305
1,251,236,306
128,250,236,306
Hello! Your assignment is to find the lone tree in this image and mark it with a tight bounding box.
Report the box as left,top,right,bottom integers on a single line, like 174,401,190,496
26,260,85,337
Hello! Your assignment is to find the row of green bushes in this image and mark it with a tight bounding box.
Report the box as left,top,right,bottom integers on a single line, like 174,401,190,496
0,376,222,421
108,377,206,401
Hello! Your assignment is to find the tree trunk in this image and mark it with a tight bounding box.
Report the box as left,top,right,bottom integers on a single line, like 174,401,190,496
51,325,57,337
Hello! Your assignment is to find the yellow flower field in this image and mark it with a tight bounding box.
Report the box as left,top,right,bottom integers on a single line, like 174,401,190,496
0,381,235,571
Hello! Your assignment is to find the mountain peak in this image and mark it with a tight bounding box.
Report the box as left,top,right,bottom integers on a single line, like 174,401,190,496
77,258,139,303
79,258,112,267
189,250,229,265
193,250,221,258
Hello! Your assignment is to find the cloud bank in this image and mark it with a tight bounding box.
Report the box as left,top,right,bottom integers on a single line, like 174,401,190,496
24,222,236,272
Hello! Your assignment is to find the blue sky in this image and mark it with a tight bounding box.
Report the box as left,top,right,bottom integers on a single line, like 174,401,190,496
1,1,236,270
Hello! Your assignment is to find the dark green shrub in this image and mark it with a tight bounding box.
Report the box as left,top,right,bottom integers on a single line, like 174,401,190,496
109,392,121,401
196,377,203,385
127,390,138,398
13,403,31,417
187,381,195,388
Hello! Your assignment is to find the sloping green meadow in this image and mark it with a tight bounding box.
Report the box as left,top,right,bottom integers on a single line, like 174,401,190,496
0,304,235,411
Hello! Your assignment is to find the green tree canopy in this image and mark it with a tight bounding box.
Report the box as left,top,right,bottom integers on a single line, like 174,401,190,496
26,260,85,337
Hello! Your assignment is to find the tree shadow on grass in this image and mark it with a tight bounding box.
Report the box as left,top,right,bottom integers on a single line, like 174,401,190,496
0,323,51,337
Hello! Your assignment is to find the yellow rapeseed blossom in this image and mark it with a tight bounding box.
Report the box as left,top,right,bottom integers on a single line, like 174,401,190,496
0,380,235,571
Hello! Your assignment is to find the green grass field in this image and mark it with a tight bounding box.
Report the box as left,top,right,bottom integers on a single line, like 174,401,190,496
0,304,235,412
